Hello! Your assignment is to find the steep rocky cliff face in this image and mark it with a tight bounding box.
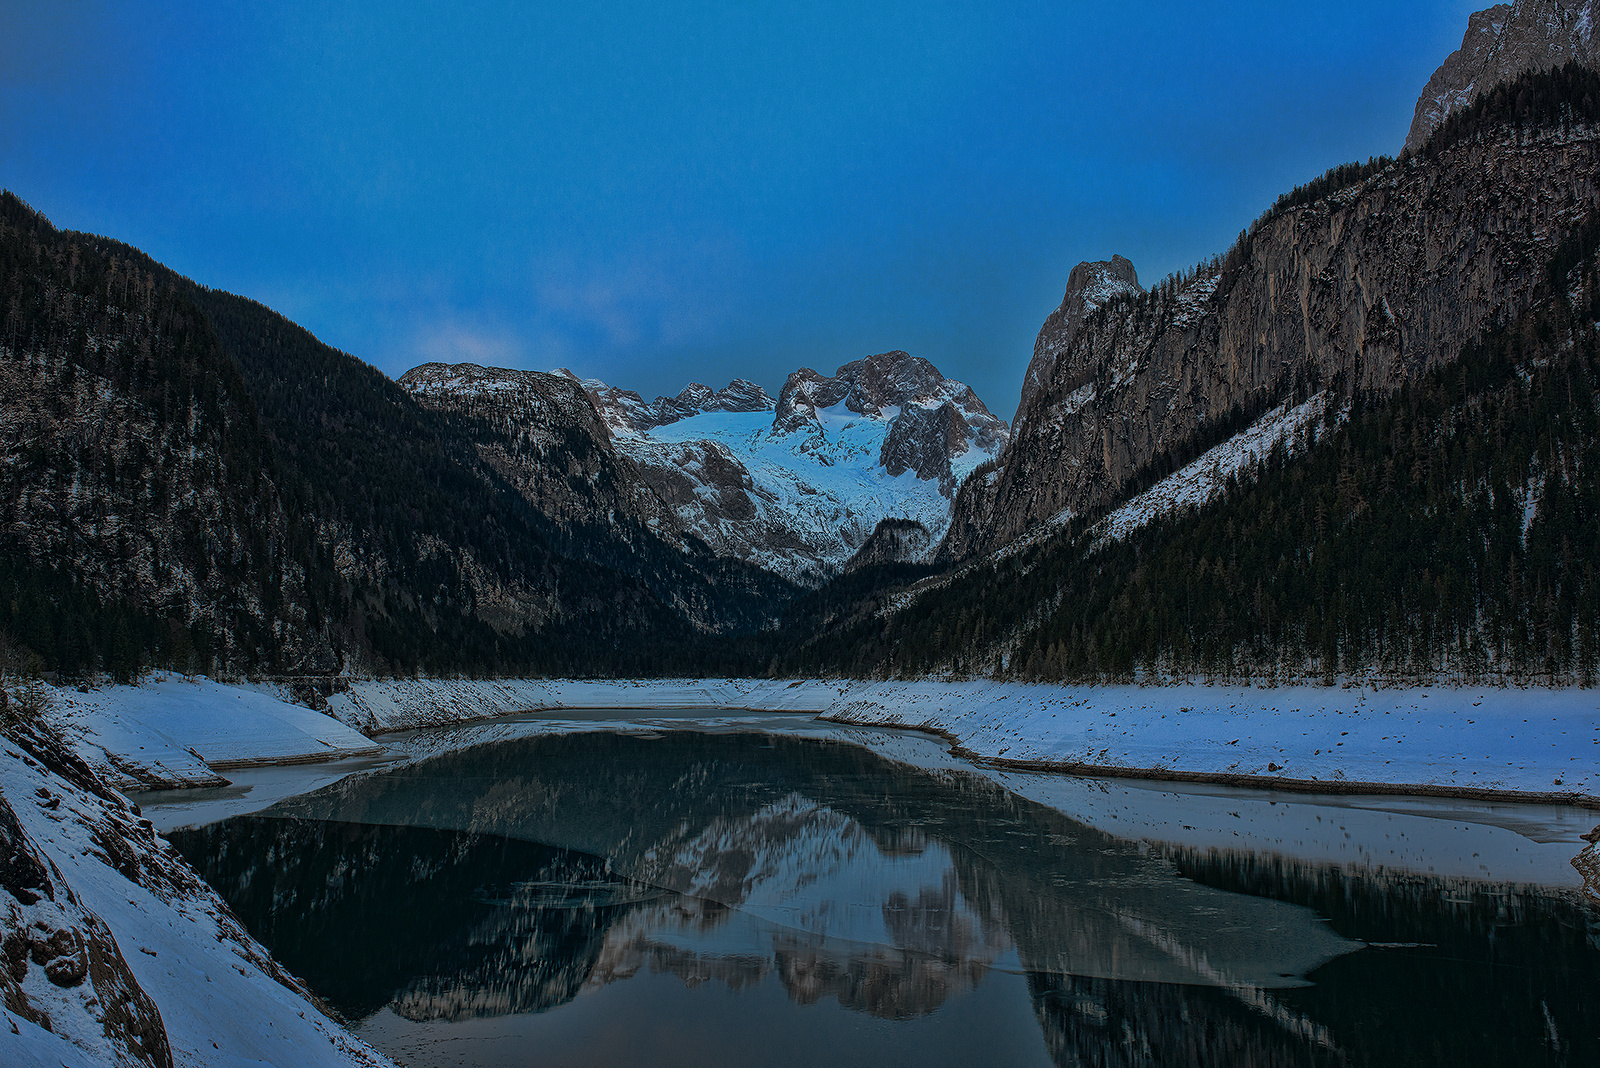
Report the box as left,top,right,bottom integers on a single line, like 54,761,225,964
546,350,1007,583
942,121,1600,562
398,363,683,544
1015,256,1142,418
1406,0,1598,152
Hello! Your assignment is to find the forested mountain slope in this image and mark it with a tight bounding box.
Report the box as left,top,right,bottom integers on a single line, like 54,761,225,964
942,63,1600,564
765,67,1600,686
0,193,794,681
0,194,339,679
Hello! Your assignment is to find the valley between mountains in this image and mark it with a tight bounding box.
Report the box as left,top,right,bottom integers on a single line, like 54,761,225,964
5,5,1600,1065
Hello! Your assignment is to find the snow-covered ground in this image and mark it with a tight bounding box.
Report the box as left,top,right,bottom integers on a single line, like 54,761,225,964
818,679,1599,798
318,676,1600,801
46,675,383,790
52,674,1596,804
0,729,394,1068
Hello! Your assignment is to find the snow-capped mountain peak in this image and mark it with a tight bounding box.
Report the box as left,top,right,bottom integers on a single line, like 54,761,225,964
558,369,775,434
557,352,1008,583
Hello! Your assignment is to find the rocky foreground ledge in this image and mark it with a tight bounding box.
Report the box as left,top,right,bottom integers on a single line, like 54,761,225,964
0,719,394,1068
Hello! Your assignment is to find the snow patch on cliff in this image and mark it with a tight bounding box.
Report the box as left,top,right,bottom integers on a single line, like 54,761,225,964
1092,393,1330,545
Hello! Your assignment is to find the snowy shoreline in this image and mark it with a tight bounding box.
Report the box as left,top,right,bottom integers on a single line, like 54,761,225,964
42,674,1600,806
326,676,1599,806
10,673,1594,1062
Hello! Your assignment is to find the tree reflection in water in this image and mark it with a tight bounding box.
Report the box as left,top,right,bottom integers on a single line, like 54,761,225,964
169,730,1598,1067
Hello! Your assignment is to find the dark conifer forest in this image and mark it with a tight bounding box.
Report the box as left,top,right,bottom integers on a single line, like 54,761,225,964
766,217,1600,685
4,63,1600,686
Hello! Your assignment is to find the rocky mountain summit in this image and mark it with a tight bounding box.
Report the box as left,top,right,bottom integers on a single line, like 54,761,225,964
575,351,1005,582
1015,255,1143,418
397,351,1009,584
769,350,1008,487
940,113,1600,562
569,374,776,433
1405,0,1598,152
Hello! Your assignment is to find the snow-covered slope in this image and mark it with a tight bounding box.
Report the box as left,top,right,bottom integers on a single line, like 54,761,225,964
562,350,1008,583
0,722,393,1068
1091,393,1331,544
47,676,383,790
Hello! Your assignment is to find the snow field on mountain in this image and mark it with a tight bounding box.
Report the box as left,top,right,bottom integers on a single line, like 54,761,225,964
611,406,970,577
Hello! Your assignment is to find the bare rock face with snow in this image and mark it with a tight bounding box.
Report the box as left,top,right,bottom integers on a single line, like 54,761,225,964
1,718,393,1067
1015,255,1143,418
563,351,1007,583
573,374,776,433
400,362,683,545
1405,0,1598,153
942,122,1600,562
1,781,171,1068
772,351,1007,487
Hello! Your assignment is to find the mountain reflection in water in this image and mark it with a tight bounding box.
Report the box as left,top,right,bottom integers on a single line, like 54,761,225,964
168,730,1599,1068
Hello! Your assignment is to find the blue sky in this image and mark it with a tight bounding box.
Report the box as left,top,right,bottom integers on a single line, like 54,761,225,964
2,1,1477,419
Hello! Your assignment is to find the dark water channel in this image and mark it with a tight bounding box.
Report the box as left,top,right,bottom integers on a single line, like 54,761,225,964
166,729,1600,1067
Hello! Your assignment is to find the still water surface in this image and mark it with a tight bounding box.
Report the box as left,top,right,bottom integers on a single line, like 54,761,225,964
162,720,1599,1067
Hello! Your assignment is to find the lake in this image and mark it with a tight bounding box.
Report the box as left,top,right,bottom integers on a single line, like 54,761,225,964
148,713,1599,1067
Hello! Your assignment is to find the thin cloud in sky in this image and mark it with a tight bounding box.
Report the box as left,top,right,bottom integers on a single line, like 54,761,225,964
0,0,1483,413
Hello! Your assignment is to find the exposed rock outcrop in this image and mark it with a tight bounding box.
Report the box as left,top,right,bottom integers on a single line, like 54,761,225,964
942,125,1600,561
2,785,171,1068
1015,256,1142,418
1405,0,1598,153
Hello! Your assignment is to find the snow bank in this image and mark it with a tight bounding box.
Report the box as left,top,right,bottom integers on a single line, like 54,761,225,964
40,673,1600,805
818,680,1599,801
326,677,838,733
47,676,382,789
0,733,393,1068
327,676,1597,803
